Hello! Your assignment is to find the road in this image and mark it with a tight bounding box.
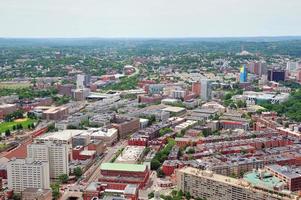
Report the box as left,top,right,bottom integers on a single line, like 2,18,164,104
59,140,127,200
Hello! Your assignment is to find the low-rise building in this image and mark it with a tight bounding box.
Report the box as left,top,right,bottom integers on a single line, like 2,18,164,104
99,163,150,189
21,188,52,200
115,146,145,164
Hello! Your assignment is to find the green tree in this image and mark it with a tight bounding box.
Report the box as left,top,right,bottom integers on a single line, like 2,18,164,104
5,129,11,137
151,159,161,170
51,183,61,200
74,167,83,180
58,174,68,184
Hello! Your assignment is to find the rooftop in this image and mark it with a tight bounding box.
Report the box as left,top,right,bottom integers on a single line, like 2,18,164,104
100,163,147,172
244,170,284,190
162,106,186,113
36,129,85,141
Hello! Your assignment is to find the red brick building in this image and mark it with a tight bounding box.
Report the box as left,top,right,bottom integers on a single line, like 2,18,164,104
111,116,140,138
99,163,150,189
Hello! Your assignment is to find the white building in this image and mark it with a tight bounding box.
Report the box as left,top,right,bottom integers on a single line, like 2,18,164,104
83,128,118,146
201,79,212,101
76,74,85,89
171,89,186,99
7,158,50,192
27,142,69,179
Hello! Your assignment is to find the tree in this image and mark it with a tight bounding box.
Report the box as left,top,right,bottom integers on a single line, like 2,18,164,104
5,129,11,137
157,168,165,178
185,192,192,200
12,125,16,131
187,148,195,154
12,193,21,200
150,159,161,170
74,167,83,180
51,183,61,200
58,174,68,184
17,124,23,130
236,100,246,108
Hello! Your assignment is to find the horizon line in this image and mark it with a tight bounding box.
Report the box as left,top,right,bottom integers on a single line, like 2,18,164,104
1,35,301,40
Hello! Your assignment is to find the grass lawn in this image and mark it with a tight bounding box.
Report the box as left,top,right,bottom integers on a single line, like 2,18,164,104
0,118,36,134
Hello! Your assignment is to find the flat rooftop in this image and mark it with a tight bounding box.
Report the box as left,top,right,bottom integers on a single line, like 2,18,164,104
36,129,85,141
244,171,284,190
162,106,186,113
100,163,147,172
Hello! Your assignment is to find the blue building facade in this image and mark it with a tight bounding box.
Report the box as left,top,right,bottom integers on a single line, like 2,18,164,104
240,64,248,83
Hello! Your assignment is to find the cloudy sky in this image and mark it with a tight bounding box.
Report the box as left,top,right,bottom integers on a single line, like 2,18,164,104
0,0,300,38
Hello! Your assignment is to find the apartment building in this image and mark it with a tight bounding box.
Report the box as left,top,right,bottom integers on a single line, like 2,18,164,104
7,158,50,192
176,167,296,200
27,142,69,179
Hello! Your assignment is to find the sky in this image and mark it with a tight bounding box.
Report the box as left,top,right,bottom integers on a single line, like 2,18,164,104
0,0,301,38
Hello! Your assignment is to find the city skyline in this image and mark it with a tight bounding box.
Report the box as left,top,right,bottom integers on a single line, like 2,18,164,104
1,0,301,38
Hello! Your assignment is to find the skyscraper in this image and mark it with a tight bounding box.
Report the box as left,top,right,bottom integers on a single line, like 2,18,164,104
267,69,286,82
200,79,212,101
239,64,248,83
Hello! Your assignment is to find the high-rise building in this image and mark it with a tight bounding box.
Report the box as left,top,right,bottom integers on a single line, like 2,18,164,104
76,74,85,89
239,64,248,83
27,142,69,179
286,61,300,73
247,62,266,76
7,158,50,192
200,79,212,101
267,69,286,82
192,81,201,97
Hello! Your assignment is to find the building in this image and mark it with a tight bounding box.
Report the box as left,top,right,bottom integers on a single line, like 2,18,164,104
247,62,266,76
99,163,150,189
34,129,84,144
72,146,96,161
177,167,296,200
200,79,212,101
85,128,118,146
0,104,17,119
115,146,145,164
72,88,91,101
7,158,50,192
240,64,248,83
21,188,52,200
42,106,68,121
192,81,201,97
83,182,139,200
27,142,69,179
57,84,75,97
138,95,162,104
76,74,90,89
268,69,286,82
148,84,165,94
111,116,140,138
286,61,300,73
265,164,301,191
161,106,186,116
171,89,187,99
